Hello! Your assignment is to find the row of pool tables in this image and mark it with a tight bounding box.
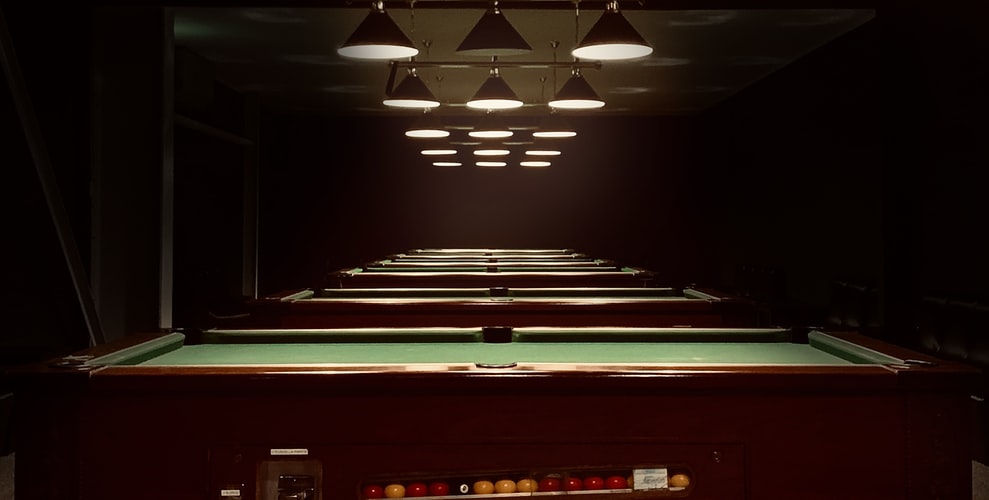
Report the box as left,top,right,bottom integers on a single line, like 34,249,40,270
230,286,759,329
327,249,657,289
9,248,981,499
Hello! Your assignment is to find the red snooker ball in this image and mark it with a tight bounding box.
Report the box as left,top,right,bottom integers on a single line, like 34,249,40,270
564,477,583,491
605,475,628,489
538,477,561,492
427,482,450,496
362,484,384,499
406,482,428,497
584,476,604,490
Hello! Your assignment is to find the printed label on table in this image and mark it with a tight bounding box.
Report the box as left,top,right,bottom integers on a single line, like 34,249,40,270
270,448,309,456
219,489,241,497
633,468,668,490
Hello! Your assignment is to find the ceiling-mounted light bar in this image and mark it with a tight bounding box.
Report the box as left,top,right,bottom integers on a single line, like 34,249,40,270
390,60,600,70
338,1,419,60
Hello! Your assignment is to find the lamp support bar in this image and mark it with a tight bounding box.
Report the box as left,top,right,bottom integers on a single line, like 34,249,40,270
391,60,601,70
385,60,400,96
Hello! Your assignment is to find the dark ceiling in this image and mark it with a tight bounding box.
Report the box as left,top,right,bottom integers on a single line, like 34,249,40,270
172,2,876,119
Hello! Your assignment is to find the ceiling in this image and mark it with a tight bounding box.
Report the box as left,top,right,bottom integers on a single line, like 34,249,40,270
171,2,876,119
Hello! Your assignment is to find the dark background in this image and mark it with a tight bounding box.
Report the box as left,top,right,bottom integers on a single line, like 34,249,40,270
2,2,987,371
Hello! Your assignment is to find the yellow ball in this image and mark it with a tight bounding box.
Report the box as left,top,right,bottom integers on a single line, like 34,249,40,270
384,483,406,498
473,480,495,494
669,473,690,488
516,478,538,492
494,479,517,493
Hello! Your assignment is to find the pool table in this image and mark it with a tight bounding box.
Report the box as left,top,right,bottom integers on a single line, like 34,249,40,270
365,259,618,268
384,254,593,262
404,248,580,256
230,286,758,329
12,326,977,499
327,266,657,288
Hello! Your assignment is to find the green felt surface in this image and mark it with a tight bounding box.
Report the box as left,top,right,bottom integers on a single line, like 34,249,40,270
124,330,901,367
360,267,628,273
347,267,641,275
137,342,854,366
312,287,684,299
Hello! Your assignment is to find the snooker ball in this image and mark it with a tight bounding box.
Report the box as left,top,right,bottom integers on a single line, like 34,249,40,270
669,473,691,488
583,476,604,490
564,477,583,491
494,479,517,493
427,482,450,496
537,477,561,492
605,475,628,489
362,485,384,499
384,484,406,498
473,480,495,494
516,478,538,492
405,482,427,497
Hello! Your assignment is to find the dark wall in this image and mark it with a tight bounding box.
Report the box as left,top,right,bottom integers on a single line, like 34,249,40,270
253,21,887,305
690,19,882,318
257,113,705,294
898,4,989,302
7,4,987,343
2,5,94,364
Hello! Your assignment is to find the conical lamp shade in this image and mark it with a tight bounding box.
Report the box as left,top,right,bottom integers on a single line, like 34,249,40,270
466,72,524,110
338,3,419,60
548,72,605,110
457,8,532,56
533,112,577,138
383,73,440,108
469,112,513,139
406,111,449,138
571,3,653,61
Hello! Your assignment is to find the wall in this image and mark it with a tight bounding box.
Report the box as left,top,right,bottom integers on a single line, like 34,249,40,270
689,18,882,321
256,113,705,295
